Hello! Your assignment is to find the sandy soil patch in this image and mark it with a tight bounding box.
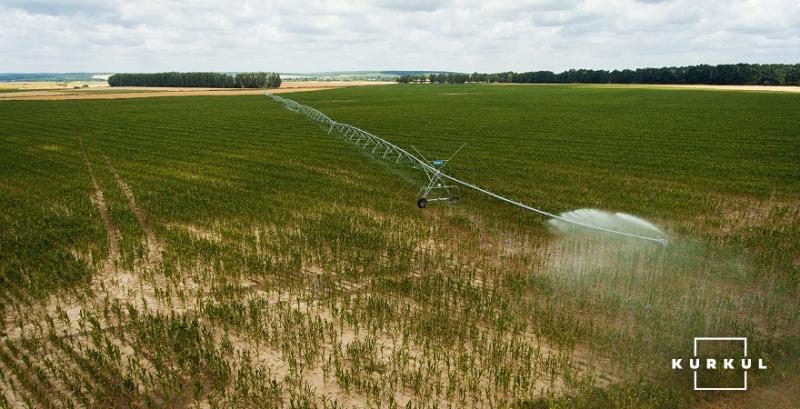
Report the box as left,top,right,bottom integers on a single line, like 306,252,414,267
0,81,395,101
168,223,223,242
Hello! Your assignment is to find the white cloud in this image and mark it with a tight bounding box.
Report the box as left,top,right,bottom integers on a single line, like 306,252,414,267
0,0,797,72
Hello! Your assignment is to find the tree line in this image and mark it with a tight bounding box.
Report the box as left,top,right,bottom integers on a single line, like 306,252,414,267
108,72,282,88
397,64,800,85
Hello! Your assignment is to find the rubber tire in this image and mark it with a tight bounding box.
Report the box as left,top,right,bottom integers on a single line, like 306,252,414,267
417,198,427,208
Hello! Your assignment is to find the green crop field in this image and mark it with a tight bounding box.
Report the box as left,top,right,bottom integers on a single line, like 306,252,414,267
0,85,798,408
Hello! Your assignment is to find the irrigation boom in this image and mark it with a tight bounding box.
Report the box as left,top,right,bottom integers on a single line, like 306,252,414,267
266,93,667,244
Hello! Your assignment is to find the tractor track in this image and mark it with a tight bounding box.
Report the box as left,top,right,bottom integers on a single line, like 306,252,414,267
95,137,162,269
79,136,120,271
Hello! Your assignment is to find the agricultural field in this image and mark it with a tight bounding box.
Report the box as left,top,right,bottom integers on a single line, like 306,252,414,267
0,82,393,102
0,85,798,408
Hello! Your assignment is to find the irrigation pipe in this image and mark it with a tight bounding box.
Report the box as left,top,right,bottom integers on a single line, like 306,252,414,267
266,93,668,245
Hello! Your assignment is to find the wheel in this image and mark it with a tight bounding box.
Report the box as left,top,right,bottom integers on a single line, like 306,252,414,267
417,198,427,208
448,196,459,203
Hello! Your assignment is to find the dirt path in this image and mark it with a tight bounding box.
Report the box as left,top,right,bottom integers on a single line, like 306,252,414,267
99,147,162,269
79,136,120,270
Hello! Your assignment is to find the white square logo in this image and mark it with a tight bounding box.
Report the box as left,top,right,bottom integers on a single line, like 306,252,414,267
693,337,747,391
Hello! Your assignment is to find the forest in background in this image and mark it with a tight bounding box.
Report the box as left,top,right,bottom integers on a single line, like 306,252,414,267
396,63,800,85
108,72,282,88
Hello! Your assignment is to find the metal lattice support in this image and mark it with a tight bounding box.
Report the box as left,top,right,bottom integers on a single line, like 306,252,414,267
268,92,430,173
265,93,668,244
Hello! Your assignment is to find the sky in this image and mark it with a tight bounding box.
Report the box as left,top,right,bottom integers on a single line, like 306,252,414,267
0,0,798,73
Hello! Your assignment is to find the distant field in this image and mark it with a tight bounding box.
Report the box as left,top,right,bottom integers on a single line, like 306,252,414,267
0,81,395,101
0,86,798,408
0,80,107,89
293,85,800,200
3,82,799,101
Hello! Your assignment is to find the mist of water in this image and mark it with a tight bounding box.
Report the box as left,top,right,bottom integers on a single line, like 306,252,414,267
548,208,665,240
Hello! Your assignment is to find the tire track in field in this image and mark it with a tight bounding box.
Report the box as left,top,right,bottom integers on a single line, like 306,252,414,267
96,140,162,269
79,136,120,271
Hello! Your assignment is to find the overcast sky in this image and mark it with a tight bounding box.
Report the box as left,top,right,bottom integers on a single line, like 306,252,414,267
0,0,797,73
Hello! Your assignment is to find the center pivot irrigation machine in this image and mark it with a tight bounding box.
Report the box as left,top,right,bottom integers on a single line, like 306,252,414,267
266,93,668,245
412,144,465,208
